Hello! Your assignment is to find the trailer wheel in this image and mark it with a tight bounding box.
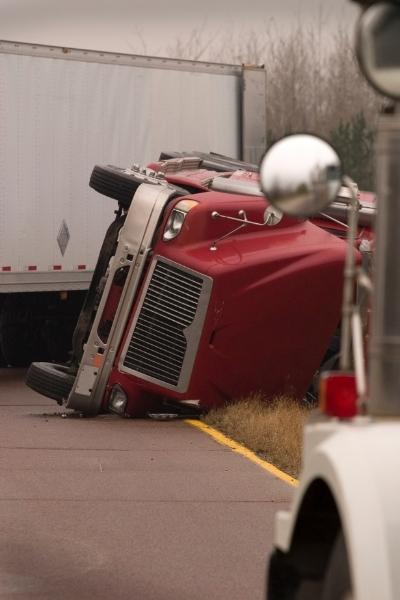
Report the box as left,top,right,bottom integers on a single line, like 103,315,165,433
89,165,147,209
321,532,352,600
26,362,76,405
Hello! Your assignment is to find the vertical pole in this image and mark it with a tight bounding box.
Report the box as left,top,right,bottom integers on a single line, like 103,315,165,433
339,177,360,371
369,111,400,415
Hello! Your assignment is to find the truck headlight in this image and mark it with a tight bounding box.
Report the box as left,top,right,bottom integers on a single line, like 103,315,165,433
108,384,127,415
163,200,198,241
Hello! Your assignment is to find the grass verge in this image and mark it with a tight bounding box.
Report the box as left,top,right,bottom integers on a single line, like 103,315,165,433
203,394,311,478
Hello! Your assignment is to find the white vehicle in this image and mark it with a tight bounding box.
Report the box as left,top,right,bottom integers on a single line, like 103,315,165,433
261,3,400,598
0,39,266,365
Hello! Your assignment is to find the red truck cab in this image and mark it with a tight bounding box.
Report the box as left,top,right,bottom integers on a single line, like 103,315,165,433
27,153,351,417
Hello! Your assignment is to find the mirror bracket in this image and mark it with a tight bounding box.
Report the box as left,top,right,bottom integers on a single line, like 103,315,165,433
209,209,282,251
211,208,281,228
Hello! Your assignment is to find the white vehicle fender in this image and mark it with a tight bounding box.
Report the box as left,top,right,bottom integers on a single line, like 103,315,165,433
274,419,400,600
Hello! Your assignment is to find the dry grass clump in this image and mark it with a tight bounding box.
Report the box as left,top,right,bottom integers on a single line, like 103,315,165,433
203,394,310,478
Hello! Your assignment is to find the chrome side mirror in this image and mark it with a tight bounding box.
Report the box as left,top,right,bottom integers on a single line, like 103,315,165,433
357,2,400,100
259,134,342,217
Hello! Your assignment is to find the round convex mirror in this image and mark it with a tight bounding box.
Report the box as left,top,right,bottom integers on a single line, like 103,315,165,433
259,134,342,218
357,3,400,100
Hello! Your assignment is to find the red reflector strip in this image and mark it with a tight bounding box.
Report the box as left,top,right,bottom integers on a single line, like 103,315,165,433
77,264,86,270
53,265,62,270
28,265,37,271
1,266,11,272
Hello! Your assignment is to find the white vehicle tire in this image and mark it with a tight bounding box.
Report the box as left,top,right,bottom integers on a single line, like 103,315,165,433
321,532,353,600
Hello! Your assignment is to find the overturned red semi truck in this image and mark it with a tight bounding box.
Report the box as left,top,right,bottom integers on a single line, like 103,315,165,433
26,152,373,417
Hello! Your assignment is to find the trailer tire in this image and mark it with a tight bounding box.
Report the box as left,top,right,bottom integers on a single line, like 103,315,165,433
26,362,75,404
89,165,145,209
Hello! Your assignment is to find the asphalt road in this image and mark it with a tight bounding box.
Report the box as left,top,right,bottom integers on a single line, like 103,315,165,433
0,369,293,600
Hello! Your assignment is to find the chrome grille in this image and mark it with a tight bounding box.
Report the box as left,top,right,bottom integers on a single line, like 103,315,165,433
122,260,206,387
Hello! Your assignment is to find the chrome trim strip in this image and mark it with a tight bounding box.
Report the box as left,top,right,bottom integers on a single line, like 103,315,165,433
322,201,375,228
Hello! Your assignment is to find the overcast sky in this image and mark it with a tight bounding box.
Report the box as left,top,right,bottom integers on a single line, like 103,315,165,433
0,0,361,57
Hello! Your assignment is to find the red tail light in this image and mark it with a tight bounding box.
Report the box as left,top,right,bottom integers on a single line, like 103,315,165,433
319,371,358,419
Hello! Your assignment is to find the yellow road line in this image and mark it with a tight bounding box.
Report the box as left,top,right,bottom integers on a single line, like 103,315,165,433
185,419,298,488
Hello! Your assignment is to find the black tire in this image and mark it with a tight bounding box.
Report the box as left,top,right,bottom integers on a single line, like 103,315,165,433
26,362,76,404
321,532,352,600
89,165,144,209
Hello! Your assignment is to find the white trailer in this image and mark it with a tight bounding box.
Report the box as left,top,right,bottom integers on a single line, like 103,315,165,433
0,39,266,365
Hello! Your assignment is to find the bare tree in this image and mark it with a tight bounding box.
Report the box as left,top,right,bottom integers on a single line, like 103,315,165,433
134,22,382,188
165,21,216,61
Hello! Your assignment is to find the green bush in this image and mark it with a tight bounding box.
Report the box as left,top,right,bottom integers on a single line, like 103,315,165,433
329,112,376,191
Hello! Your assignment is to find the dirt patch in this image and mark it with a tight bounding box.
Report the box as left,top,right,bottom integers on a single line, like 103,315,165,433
203,394,311,478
